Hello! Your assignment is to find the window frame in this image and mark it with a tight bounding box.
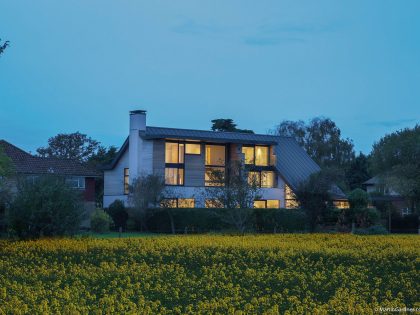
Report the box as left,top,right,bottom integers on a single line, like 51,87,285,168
123,168,129,195
161,198,195,208
185,143,201,155
248,170,276,188
242,145,270,166
65,176,85,189
205,144,227,187
165,141,186,186
254,199,280,209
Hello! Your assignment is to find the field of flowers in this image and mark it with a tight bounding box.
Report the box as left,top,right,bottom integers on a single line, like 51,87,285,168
0,234,418,314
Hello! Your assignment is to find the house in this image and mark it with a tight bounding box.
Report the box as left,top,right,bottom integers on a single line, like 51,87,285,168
363,175,411,216
103,110,347,208
0,140,100,212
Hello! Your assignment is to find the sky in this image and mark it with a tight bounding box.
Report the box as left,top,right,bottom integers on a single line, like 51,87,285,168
0,0,419,154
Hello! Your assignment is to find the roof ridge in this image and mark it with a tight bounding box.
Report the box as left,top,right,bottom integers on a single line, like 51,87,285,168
0,139,33,157
146,126,280,137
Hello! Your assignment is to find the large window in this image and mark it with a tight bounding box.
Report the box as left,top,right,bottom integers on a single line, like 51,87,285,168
205,145,225,166
124,168,129,194
205,199,224,208
285,184,299,209
254,200,280,209
161,198,195,208
242,145,269,166
65,176,85,189
165,141,185,185
248,171,276,188
205,145,226,186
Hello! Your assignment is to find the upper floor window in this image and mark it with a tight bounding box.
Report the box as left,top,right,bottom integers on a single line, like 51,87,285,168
205,145,225,166
242,145,269,166
124,168,129,194
185,143,201,155
248,171,276,188
165,142,184,164
165,168,184,186
65,176,85,189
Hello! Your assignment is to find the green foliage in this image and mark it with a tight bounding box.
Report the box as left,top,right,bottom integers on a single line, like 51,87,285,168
106,199,128,230
36,132,100,162
211,118,254,133
90,209,113,233
370,125,420,213
7,176,84,239
294,169,341,232
0,147,13,177
274,117,355,169
345,152,371,190
353,225,389,235
255,208,307,232
348,188,369,209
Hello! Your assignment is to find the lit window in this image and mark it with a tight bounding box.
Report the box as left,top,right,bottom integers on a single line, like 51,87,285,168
205,145,225,166
124,168,129,194
185,143,201,155
248,171,260,186
261,171,275,188
267,200,280,208
178,198,195,208
165,142,184,164
242,146,255,164
165,168,184,185
65,176,85,189
205,199,224,208
161,198,195,208
254,200,267,208
285,184,299,209
205,167,225,186
333,201,349,209
255,146,269,166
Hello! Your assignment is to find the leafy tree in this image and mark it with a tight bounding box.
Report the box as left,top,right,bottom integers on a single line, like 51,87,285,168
128,174,166,231
37,132,100,162
0,147,13,231
106,199,128,231
90,209,113,233
370,125,420,213
203,160,261,233
273,117,355,169
345,152,371,190
7,176,84,239
0,147,13,177
0,39,9,56
294,168,340,232
347,188,379,228
211,119,254,134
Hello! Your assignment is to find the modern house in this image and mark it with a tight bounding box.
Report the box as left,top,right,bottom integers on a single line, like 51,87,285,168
0,140,100,211
104,110,347,208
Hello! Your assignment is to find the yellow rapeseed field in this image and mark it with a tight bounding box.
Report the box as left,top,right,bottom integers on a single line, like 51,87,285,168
0,234,419,314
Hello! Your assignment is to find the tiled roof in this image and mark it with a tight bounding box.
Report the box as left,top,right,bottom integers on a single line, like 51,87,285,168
0,140,101,177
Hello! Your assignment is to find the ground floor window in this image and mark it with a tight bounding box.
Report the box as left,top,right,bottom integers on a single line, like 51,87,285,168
284,184,299,209
248,171,276,188
333,200,349,209
123,168,129,194
65,176,85,189
205,199,224,208
253,200,280,209
165,167,184,185
161,198,195,208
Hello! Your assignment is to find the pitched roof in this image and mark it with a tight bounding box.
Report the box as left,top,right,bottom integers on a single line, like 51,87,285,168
143,126,279,144
0,140,101,177
363,175,381,185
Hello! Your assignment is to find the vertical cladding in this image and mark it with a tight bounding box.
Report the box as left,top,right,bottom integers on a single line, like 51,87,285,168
229,143,243,162
184,145,205,186
153,139,165,177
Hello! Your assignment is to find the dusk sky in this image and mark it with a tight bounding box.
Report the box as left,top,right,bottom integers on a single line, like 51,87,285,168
1,1,419,154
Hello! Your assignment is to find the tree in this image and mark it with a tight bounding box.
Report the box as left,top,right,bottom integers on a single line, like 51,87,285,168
211,119,254,134
347,188,379,228
7,176,84,239
128,174,166,231
203,160,261,233
273,117,355,169
0,147,13,231
0,39,9,56
294,168,340,232
0,147,13,177
370,125,420,213
37,132,100,162
345,152,371,190
106,199,128,231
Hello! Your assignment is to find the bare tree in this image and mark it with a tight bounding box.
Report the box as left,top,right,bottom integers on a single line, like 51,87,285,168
203,160,261,233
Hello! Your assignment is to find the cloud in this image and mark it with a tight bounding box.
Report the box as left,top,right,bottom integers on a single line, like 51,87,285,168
368,118,417,128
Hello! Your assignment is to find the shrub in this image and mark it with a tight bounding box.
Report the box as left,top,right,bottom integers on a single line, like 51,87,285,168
7,176,83,239
106,199,128,231
255,208,307,232
348,188,369,209
353,224,389,235
90,209,113,233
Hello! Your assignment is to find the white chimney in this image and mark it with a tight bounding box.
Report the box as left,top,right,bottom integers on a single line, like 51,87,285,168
129,110,147,182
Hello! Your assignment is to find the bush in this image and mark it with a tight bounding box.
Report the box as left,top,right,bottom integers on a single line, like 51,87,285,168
7,176,83,239
90,209,113,233
353,224,389,235
348,188,369,209
106,200,128,231
255,208,307,232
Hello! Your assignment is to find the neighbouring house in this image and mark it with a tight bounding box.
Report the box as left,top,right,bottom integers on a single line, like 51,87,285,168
363,175,412,216
0,140,101,219
103,110,347,208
